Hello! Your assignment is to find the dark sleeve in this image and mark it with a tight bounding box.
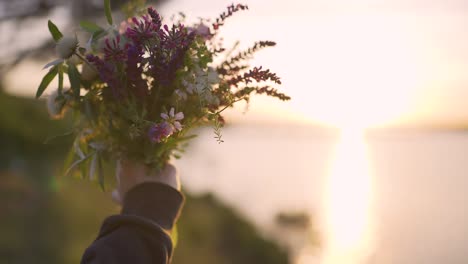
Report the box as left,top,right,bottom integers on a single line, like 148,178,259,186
81,182,184,264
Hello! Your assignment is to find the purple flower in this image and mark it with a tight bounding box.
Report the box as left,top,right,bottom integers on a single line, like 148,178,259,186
160,24,195,49
148,122,174,143
147,7,162,29
161,107,184,131
125,15,159,44
103,35,127,61
87,55,125,100
126,45,148,98
150,25,195,87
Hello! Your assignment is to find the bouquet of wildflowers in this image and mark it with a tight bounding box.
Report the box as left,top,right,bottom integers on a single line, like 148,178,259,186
37,1,289,188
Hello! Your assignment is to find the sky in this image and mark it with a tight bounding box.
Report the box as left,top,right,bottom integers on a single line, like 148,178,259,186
4,0,468,128
159,0,468,128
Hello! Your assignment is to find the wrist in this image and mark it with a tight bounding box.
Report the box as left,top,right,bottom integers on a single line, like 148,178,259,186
115,159,180,203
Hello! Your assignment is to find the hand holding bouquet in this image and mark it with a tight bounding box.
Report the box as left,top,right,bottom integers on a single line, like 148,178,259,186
37,1,290,189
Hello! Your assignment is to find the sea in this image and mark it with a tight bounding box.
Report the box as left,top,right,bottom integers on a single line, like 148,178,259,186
175,123,468,264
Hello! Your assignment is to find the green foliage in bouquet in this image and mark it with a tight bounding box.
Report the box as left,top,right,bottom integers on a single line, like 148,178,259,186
37,1,290,188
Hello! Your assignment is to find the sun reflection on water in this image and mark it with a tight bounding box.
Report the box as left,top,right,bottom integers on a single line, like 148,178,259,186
321,127,375,264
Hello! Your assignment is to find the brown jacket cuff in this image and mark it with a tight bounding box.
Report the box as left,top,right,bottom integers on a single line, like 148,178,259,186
121,182,184,230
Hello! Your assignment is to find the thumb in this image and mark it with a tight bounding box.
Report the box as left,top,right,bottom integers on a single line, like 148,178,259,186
112,189,122,205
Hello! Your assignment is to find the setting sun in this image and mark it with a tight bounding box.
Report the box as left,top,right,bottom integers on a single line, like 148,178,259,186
292,15,423,129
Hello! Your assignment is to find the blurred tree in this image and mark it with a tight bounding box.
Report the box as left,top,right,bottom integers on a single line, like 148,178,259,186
274,211,320,263
174,194,290,264
0,89,71,186
0,87,71,263
276,212,311,229
0,0,169,81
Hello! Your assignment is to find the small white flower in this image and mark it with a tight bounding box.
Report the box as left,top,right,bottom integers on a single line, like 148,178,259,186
194,70,208,93
195,80,207,94
182,79,195,94
195,23,211,39
56,36,78,59
161,107,184,131
206,93,220,106
46,88,67,119
207,67,220,84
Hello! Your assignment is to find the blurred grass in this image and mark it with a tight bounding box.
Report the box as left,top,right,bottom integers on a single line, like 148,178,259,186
0,90,289,264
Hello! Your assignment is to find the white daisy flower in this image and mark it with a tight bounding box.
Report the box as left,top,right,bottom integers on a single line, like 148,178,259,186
55,36,78,59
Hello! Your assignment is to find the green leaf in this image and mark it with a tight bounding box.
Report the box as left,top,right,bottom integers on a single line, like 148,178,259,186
68,63,81,97
43,129,74,144
104,0,113,25
36,65,58,99
81,158,89,179
43,58,64,70
58,66,64,92
89,153,98,181
48,20,63,42
80,21,104,33
84,99,98,124
98,155,105,191
62,145,76,175
65,153,94,177
74,139,85,159
92,30,107,41
178,134,197,142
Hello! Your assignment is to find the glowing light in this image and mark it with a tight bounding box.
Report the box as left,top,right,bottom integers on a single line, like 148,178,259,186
322,127,375,264
289,15,422,129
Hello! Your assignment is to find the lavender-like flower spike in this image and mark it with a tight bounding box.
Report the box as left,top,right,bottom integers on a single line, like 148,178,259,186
103,35,127,61
212,4,248,32
126,44,148,98
125,14,159,44
147,7,162,29
87,54,125,100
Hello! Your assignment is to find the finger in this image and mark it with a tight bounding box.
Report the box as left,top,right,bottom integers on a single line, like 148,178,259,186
112,189,122,205
162,163,177,178
159,163,180,191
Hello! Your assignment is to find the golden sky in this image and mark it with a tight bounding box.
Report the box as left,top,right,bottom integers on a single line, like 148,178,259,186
161,0,468,128
5,0,468,128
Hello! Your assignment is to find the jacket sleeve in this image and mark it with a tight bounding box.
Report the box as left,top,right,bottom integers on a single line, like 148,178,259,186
81,182,184,264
